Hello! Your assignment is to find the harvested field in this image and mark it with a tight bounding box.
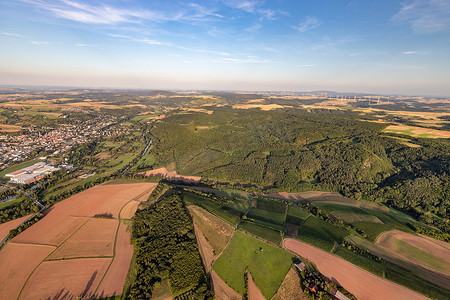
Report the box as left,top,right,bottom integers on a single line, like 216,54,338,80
232,104,286,111
120,200,141,219
272,267,307,300
248,273,265,300
211,270,242,300
193,220,215,273
376,231,450,276
19,258,112,300
0,214,31,242
3,182,156,299
12,215,89,246
56,182,157,218
140,167,201,183
383,125,450,138
0,243,55,300
0,124,22,132
48,218,118,260
96,221,134,297
188,205,234,256
284,239,427,300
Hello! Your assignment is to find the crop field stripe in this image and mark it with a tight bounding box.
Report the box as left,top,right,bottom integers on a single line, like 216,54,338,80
17,216,92,299
92,186,148,296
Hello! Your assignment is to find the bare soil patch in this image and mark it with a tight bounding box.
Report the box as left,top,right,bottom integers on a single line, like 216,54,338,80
0,124,22,132
48,218,118,260
192,220,215,273
0,243,55,300
19,257,111,300
212,270,243,300
12,215,89,246
272,267,307,300
232,104,286,111
140,167,201,183
284,239,427,300
96,221,134,297
248,272,266,300
188,205,234,256
0,214,31,242
120,200,141,219
376,231,450,276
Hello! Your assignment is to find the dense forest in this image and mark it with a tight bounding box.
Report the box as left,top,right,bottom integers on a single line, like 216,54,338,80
149,109,449,233
129,191,213,299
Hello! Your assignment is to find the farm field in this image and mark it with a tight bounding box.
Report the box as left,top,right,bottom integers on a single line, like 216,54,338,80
238,220,282,245
376,231,450,276
47,218,118,260
139,167,201,183
247,273,265,300
213,231,293,299
95,221,135,298
284,239,428,300
0,214,31,242
296,216,349,251
383,124,450,138
19,258,112,300
0,243,55,300
272,267,307,300
0,181,157,299
187,205,234,256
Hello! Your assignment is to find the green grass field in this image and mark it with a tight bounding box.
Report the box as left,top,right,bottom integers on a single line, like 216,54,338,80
213,231,293,299
0,159,40,178
238,220,282,245
296,216,350,251
286,205,310,226
352,222,393,242
385,263,450,300
332,246,385,277
0,196,23,209
247,208,286,226
182,192,239,226
256,197,286,213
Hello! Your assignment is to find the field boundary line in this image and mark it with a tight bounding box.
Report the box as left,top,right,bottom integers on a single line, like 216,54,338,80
17,216,92,300
92,185,154,296
45,255,114,261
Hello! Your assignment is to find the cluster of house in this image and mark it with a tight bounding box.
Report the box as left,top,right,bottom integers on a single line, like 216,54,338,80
0,114,129,169
5,161,61,184
294,260,350,300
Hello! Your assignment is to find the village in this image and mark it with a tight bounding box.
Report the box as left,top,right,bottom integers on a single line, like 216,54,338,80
0,114,130,170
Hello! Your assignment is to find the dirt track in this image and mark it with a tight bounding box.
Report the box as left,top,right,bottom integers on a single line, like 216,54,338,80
284,239,428,300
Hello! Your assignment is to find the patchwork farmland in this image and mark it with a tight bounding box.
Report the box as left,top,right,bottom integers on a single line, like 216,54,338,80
0,181,157,299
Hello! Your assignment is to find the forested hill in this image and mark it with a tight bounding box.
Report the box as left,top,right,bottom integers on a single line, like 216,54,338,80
149,109,449,233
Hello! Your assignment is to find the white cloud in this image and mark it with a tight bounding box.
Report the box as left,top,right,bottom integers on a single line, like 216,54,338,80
109,34,164,45
402,51,417,54
246,23,262,32
189,3,223,18
22,0,186,24
392,0,450,33
222,0,261,13
294,16,321,33
0,31,24,37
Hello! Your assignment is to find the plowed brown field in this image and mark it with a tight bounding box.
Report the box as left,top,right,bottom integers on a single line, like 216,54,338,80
95,221,134,297
19,258,111,300
284,239,428,300
0,214,31,242
0,243,55,300
0,182,157,300
48,218,118,259
248,273,265,300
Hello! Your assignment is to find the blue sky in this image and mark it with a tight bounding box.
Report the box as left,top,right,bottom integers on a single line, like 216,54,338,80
1,0,449,96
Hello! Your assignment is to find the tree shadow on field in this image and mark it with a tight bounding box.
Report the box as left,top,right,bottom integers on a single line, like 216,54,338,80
81,271,98,299
46,288,70,300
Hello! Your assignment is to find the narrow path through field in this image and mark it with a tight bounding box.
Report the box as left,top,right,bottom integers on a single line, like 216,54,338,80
284,238,428,300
